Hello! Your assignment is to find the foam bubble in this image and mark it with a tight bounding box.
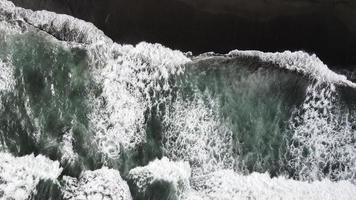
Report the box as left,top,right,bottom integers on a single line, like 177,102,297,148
228,50,356,88
0,60,14,93
62,167,132,200
0,60,14,150
1,1,356,198
0,153,62,200
162,94,234,176
287,82,356,182
0,0,192,162
128,157,191,198
185,170,356,200
89,42,189,158
60,130,79,165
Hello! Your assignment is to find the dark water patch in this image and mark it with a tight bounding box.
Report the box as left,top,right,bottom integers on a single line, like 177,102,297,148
0,32,94,176
30,180,63,200
0,92,38,155
128,179,178,200
139,110,164,167
179,57,309,176
338,85,356,109
0,30,182,182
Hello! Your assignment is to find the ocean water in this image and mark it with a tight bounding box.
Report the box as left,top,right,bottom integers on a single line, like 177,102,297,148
0,0,355,199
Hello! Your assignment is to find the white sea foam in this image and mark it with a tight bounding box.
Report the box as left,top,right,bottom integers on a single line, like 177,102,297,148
183,170,356,200
0,60,14,126
1,0,356,198
226,50,356,183
0,0,12,9
128,157,191,197
162,94,234,177
89,42,189,158
0,60,14,92
0,153,62,200
60,129,79,165
62,167,132,200
0,0,109,45
0,0,191,159
228,50,356,88
287,82,356,182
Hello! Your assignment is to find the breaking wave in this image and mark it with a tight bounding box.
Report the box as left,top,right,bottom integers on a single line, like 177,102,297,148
0,0,355,199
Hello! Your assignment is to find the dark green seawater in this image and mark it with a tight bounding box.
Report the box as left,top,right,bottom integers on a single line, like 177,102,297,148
0,16,355,200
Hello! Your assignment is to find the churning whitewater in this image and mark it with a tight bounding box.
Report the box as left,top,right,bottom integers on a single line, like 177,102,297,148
0,0,355,199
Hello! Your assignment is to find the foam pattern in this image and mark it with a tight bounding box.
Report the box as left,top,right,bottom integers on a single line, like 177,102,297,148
184,170,356,200
228,50,356,88
60,130,79,165
1,0,356,198
62,167,132,200
128,157,191,197
89,42,189,158
0,60,14,93
287,82,356,182
0,153,62,200
0,0,191,160
162,94,235,177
